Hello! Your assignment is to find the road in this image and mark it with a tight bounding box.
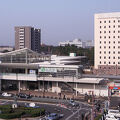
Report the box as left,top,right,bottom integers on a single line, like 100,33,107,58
110,97,120,109
0,97,91,120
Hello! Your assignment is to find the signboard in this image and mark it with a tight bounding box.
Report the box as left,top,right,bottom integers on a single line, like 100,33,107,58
29,70,36,74
39,67,57,73
109,86,120,90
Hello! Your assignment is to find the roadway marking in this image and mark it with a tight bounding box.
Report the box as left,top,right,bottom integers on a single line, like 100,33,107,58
0,101,9,105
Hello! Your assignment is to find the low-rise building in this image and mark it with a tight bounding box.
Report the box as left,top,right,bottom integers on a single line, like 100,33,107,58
0,46,14,52
59,38,86,48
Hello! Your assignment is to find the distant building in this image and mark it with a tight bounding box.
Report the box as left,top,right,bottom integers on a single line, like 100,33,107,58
15,26,41,53
0,46,13,52
59,38,86,48
94,12,120,75
85,40,94,48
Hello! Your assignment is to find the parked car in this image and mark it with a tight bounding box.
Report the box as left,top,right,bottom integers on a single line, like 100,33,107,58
105,114,119,120
18,93,31,99
2,92,12,97
108,109,120,118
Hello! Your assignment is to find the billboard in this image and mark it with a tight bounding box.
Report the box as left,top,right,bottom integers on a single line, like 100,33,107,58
39,67,57,73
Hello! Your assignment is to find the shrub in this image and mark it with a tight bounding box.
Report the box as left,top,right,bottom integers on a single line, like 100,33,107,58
95,114,102,120
0,111,23,119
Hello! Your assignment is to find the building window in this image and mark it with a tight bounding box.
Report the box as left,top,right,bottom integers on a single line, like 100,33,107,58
113,20,115,23
104,46,106,49
100,61,101,64
113,25,115,28
104,41,106,44
118,20,120,22
113,36,115,38
100,26,101,28
109,41,111,44
100,31,102,33
118,51,120,54
104,61,106,64
113,31,115,33
113,51,115,54
118,57,120,59
100,21,102,23
104,56,106,59
113,57,115,59
100,46,101,48
109,31,111,33
118,25,120,28
100,51,101,54
104,21,106,23
109,56,110,59
109,51,110,54
109,20,111,23
109,36,110,39
104,51,106,54
109,62,110,64
118,46,120,48
113,41,115,44
100,36,102,39
113,46,115,49
118,31,120,33
118,62,120,64
104,36,106,39
109,46,110,49
100,56,101,59
100,41,101,44
118,41,120,44
104,26,106,28
118,36,120,38
104,31,106,33
109,26,111,28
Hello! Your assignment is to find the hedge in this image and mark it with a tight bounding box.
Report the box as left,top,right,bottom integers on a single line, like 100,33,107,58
0,105,45,119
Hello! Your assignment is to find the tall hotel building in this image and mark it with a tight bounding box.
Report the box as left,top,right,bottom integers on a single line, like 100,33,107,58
94,12,120,75
15,26,41,53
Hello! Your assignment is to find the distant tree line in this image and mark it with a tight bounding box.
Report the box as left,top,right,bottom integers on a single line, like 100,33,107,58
40,45,94,66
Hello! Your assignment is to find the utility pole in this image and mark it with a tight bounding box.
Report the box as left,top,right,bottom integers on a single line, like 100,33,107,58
91,91,94,120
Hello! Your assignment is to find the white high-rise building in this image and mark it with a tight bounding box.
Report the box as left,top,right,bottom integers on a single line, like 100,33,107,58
94,12,120,75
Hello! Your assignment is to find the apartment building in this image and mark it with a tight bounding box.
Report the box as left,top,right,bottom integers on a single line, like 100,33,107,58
15,26,41,53
94,12,120,75
59,38,86,48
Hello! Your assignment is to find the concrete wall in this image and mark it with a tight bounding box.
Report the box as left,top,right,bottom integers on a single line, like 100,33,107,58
74,83,108,96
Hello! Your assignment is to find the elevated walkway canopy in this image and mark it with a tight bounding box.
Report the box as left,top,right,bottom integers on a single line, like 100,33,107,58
0,48,50,64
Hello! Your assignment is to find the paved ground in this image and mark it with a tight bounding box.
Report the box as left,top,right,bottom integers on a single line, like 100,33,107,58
7,90,84,101
110,97,120,109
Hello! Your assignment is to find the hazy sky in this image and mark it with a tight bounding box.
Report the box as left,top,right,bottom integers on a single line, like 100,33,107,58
0,0,120,46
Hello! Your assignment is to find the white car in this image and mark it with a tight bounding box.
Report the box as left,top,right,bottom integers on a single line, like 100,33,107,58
2,92,12,97
105,114,119,120
108,109,120,118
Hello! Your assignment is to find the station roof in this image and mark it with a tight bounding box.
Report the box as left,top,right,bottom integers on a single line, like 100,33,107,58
0,63,39,69
76,78,106,84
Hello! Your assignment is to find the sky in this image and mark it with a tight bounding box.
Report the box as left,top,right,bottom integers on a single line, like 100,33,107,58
0,0,120,46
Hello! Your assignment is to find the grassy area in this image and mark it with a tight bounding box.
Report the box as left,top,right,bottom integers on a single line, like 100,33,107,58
0,105,45,119
95,114,102,120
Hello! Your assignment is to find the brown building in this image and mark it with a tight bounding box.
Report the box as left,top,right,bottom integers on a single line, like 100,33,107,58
15,26,41,53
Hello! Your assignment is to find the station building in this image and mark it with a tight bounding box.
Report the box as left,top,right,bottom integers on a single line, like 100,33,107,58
0,48,109,96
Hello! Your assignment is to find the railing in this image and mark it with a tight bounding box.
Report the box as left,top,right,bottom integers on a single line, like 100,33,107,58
1,73,37,81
